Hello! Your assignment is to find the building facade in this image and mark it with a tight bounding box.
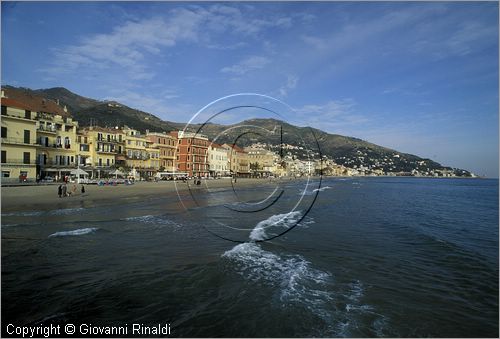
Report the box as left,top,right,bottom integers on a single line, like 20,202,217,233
170,131,209,177
208,143,229,177
1,98,38,182
145,132,176,172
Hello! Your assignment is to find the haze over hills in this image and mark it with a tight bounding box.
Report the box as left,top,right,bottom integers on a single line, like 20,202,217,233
2,85,474,176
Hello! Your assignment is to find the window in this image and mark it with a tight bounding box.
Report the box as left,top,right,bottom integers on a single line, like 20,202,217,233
25,110,31,119
64,137,70,148
1,106,6,115
1,151,6,163
106,159,110,166
84,137,88,143
23,152,30,164
24,130,30,144
2,171,10,178
20,171,28,177
71,156,74,163
1,127,6,138
56,136,61,147
98,158,102,166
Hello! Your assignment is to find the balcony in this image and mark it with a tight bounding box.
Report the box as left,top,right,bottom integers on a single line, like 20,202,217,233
1,137,37,146
38,143,73,150
36,159,77,167
96,147,117,154
1,159,37,165
37,125,58,133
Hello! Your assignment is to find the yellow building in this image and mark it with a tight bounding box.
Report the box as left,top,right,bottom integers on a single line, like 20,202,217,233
36,112,79,180
245,147,277,177
123,127,153,178
79,126,124,178
146,131,176,172
1,97,38,182
222,144,250,177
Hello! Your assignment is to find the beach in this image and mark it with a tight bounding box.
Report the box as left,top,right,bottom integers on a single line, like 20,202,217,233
0,178,277,213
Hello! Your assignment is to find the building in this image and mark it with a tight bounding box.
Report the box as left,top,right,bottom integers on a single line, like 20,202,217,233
1,96,38,182
245,147,277,177
170,131,209,177
123,127,150,177
145,131,176,172
207,143,229,177
222,144,250,177
36,113,79,180
79,126,124,178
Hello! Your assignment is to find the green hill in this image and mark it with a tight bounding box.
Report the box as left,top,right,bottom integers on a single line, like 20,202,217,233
2,85,472,176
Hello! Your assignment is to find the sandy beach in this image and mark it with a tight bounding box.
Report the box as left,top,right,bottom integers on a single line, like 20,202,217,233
0,178,279,213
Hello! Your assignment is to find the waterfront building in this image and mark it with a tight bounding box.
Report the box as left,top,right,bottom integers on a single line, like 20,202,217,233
145,131,176,172
1,96,38,182
245,147,277,177
123,127,150,177
37,113,79,180
222,144,250,177
207,143,229,177
170,131,209,177
79,126,123,178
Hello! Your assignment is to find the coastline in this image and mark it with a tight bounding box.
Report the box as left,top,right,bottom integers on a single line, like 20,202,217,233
0,178,278,213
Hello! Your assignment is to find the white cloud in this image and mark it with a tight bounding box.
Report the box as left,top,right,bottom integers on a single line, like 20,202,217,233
41,5,294,80
220,56,271,75
292,99,369,134
278,74,299,97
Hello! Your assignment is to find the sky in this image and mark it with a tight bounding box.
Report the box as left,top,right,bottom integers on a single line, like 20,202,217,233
1,1,498,177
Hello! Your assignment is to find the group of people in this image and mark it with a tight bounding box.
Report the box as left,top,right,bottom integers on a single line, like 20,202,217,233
58,184,85,198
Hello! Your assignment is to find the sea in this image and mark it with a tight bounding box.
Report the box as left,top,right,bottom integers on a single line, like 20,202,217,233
1,177,498,337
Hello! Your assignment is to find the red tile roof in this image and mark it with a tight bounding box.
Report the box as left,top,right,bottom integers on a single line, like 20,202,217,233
1,97,33,111
1,87,70,117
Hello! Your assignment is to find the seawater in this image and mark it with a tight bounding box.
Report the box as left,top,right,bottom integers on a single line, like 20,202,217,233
2,178,498,337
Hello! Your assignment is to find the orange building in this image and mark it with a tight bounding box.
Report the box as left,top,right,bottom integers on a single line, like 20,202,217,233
145,131,176,172
170,131,209,177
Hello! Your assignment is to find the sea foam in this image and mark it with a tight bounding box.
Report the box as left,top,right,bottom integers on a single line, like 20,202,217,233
48,227,98,237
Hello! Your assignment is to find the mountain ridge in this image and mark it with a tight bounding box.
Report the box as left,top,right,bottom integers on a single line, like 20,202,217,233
1,85,473,176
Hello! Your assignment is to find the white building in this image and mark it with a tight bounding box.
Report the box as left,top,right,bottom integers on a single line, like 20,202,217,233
207,143,229,177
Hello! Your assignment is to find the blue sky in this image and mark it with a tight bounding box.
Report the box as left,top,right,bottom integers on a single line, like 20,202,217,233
2,1,498,177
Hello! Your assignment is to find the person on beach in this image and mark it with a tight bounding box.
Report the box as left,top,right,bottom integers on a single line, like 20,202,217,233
62,184,67,197
58,184,62,198
81,185,85,194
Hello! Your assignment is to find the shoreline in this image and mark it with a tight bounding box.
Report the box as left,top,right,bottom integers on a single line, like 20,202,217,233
1,176,494,213
0,178,279,213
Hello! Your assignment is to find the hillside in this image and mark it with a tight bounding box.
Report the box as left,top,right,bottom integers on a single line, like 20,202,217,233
1,85,472,176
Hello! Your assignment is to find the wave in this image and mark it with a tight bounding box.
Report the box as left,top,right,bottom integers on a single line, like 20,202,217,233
123,215,181,229
48,227,98,237
221,213,387,337
49,207,86,215
2,211,44,217
249,211,302,241
313,186,333,193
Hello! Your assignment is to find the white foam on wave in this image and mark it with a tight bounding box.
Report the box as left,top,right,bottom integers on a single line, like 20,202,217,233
124,215,181,229
48,227,98,237
249,211,302,241
221,212,388,337
2,211,44,217
313,186,333,193
49,207,86,215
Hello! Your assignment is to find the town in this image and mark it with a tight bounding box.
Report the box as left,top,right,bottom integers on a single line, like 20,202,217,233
1,88,475,184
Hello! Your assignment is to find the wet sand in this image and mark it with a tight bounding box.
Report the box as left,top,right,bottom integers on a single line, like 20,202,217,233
1,178,277,213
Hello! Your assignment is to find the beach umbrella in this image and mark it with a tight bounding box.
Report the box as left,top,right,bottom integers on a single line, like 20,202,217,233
71,168,88,177
110,169,124,178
